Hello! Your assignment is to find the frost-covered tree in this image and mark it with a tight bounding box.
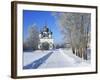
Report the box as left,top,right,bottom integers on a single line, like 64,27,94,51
53,12,91,59
23,24,39,51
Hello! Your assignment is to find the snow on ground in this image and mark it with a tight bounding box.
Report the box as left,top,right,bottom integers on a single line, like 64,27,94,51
23,48,91,69
59,49,91,66
38,49,90,68
23,50,52,66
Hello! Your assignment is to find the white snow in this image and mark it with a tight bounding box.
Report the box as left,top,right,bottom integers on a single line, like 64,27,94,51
60,49,91,66
23,48,91,69
38,49,90,68
23,50,52,66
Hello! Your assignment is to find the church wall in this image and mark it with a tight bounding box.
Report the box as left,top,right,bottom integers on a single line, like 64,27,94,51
40,39,54,43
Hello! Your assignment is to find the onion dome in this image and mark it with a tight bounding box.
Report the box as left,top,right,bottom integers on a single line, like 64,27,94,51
43,26,49,32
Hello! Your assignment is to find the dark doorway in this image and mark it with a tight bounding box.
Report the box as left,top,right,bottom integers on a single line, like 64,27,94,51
42,42,49,50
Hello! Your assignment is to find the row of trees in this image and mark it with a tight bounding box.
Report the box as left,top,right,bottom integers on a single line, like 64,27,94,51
54,12,91,60
23,24,39,51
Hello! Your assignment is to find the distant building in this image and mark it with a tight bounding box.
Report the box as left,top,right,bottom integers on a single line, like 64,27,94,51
38,25,54,50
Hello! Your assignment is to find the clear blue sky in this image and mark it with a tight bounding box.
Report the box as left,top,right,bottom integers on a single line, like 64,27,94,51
23,10,63,44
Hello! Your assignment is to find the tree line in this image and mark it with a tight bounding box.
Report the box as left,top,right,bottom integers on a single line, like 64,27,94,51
54,12,91,60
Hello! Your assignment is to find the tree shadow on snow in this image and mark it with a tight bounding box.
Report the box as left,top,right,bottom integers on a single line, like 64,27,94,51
23,51,53,69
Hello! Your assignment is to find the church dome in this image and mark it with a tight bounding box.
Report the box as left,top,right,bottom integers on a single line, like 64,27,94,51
43,26,49,32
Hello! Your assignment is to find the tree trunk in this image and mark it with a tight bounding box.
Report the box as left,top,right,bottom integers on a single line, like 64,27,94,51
72,47,75,54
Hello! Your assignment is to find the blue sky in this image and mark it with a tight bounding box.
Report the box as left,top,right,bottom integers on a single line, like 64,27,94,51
23,10,63,44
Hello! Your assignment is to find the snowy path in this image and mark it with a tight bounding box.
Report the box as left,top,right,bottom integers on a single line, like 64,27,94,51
39,49,90,68
23,50,52,66
23,49,90,69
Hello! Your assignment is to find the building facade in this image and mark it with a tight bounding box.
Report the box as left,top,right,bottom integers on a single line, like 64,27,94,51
38,25,54,50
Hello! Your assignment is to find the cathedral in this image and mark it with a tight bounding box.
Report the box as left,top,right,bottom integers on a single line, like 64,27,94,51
38,25,54,50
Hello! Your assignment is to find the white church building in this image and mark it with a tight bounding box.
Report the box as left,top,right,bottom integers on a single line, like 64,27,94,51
38,25,54,50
